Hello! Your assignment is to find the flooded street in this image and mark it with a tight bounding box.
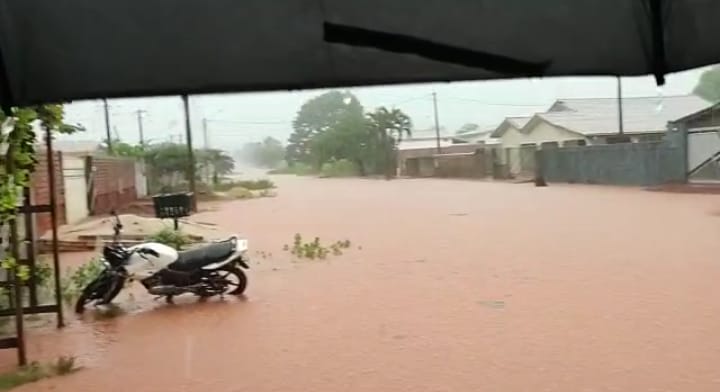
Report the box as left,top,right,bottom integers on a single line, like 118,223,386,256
8,176,720,391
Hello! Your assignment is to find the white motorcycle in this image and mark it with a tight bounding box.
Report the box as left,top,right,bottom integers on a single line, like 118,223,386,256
75,212,250,313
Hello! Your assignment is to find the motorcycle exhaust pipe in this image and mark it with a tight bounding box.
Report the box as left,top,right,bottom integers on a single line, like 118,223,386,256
147,283,206,296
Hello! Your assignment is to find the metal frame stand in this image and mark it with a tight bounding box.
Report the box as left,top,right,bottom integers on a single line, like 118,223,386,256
0,127,64,366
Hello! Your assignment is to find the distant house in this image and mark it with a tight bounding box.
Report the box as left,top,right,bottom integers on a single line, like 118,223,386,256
489,116,533,147
396,136,480,176
492,95,711,148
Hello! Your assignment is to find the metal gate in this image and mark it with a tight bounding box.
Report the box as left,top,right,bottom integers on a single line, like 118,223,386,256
687,127,720,182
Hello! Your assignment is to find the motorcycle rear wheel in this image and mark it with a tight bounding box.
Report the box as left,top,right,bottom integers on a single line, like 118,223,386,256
216,266,247,296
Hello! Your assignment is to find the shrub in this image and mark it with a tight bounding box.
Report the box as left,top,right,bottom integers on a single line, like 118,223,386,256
320,159,357,178
148,227,192,250
61,258,104,303
268,163,315,176
227,186,254,200
233,179,275,190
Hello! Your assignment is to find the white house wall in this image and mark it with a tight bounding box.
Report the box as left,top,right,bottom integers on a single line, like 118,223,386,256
502,121,588,147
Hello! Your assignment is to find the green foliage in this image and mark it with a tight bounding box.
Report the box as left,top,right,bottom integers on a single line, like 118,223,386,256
284,94,412,178
61,258,104,303
693,66,720,103
214,178,275,192
148,228,191,250
267,163,315,176
320,159,358,177
0,104,80,281
104,139,145,158
286,91,363,166
285,234,353,260
0,357,79,390
227,187,254,199
237,137,285,168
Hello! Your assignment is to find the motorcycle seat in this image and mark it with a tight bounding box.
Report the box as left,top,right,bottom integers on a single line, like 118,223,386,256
169,238,236,271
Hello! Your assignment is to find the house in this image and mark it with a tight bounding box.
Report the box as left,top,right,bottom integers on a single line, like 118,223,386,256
489,116,533,147
492,95,710,148
668,102,720,182
396,136,480,176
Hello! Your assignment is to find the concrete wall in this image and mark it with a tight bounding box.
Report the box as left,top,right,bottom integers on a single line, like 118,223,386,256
540,131,686,186
398,144,480,175
434,151,488,178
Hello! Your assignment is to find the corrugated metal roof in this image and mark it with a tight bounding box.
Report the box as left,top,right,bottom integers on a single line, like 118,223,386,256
536,95,711,135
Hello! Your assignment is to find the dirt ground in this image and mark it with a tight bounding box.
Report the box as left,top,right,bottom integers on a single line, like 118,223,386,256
5,176,720,391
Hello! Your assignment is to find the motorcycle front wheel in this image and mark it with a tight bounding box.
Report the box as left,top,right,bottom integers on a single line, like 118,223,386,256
74,272,124,314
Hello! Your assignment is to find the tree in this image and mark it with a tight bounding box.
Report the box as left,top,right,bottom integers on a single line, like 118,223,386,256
286,91,363,166
309,112,376,175
237,137,285,168
693,66,720,102
456,123,479,135
198,148,235,185
366,107,413,178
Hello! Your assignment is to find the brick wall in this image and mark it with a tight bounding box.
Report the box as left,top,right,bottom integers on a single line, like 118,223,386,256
30,151,66,235
89,156,137,215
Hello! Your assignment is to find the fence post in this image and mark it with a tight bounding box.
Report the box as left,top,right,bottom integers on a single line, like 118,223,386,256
534,149,547,187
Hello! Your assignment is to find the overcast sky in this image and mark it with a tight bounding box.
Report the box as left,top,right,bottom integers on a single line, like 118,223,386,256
59,66,710,151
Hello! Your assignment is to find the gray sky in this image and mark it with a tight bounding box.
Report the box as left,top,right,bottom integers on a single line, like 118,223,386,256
60,66,710,151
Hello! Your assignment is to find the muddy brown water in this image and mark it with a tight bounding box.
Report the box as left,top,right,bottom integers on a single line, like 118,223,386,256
5,177,720,391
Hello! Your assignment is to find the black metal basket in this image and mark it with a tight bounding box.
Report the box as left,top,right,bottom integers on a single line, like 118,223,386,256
152,192,193,229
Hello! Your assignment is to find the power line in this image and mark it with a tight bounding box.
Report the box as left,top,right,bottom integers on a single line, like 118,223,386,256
442,96,550,107
205,118,288,125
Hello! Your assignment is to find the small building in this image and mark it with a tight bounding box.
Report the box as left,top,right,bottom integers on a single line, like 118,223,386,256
493,95,711,148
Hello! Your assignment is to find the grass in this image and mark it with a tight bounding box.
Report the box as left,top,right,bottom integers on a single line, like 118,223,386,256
0,356,80,391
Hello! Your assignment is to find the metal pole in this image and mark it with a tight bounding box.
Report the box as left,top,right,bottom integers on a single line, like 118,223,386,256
103,98,113,154
6,146,26,366
202,118,210,184
136,110,146,145
182,95,197,212
432,92,441,153
45,128,64,328
617,76,624,135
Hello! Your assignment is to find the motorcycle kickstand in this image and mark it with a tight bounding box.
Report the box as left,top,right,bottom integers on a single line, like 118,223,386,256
165,295,175,304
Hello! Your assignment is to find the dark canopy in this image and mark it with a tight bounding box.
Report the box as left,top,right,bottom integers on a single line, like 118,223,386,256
0,0,719,108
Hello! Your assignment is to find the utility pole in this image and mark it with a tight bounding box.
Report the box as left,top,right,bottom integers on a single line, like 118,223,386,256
617,76,624,135
182,95,197,211
432,91,441,153
136,109,147,145
103,98,112,154
202,118,210,184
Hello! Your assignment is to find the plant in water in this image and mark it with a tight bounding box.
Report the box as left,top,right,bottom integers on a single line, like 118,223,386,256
286,234,354,261
148,227,191,250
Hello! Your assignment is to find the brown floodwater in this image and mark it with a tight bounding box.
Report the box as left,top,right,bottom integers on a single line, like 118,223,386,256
6,176,720,391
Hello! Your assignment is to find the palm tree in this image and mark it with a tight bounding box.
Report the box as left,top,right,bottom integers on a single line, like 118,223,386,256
366,107,413,178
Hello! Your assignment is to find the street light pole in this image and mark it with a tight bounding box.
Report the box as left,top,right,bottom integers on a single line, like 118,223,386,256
432,91,442,154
